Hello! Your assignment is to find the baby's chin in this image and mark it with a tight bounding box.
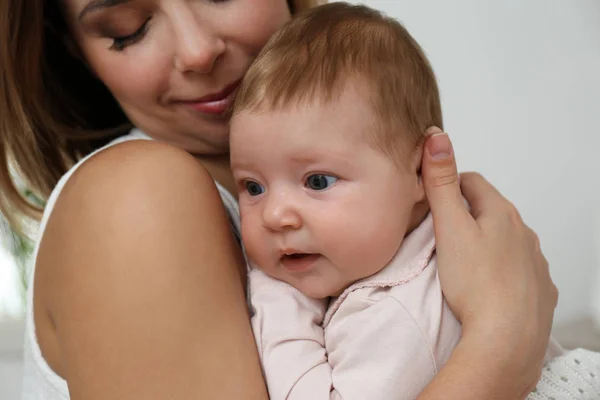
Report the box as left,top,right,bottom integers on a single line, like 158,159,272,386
271,268,352,299
292,280,346,299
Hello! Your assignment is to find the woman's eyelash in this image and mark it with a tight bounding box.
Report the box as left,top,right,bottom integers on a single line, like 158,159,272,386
106,0,231,52
110,18,151,52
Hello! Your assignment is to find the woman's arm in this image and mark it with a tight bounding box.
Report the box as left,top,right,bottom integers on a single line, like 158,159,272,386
36,141,268,400
417,129,558,399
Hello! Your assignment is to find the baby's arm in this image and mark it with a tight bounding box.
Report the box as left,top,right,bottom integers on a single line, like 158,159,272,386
249,269,331,399
250,269,436,400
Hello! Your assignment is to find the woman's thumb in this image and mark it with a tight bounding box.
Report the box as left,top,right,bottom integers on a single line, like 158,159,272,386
421,128,470,231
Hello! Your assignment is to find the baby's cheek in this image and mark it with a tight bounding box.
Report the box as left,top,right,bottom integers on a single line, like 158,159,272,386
338,212,405,276
240,217,264,265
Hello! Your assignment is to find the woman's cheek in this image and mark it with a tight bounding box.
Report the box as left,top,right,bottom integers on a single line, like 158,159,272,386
221,0,291,53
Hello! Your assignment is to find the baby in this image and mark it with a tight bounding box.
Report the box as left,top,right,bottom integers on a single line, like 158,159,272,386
230,3,600,399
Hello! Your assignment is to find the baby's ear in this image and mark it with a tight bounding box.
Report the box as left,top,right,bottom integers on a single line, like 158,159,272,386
411,142,426,203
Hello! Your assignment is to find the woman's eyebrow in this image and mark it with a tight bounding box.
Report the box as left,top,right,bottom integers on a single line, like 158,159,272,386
78,0,130,21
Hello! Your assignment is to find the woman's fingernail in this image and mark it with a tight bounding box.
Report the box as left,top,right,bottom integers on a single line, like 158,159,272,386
426,126,443,135
427,132,452,160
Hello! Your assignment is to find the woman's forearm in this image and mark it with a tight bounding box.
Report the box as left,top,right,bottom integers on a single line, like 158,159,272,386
418,331,531,400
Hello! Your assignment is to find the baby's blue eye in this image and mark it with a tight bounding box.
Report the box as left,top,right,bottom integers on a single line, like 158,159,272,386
306,174,338,191
245,181,265,196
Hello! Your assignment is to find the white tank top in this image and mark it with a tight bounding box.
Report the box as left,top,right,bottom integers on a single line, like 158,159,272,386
20,129,241,400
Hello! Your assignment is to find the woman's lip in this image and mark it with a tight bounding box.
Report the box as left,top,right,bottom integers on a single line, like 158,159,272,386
184,94,235,115
196,79,242,102
177,79,241,115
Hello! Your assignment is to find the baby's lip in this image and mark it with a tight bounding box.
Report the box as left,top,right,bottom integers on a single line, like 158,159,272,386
280,248,305,256
281,252,318,259
280,253,321,272
278,246,321,261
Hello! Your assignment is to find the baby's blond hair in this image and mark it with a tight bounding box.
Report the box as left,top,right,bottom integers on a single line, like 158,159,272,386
234,2,443,160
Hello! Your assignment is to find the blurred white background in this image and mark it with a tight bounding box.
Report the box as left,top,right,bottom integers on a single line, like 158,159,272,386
343,0,600,326
0,247,25,398
2,0,599,397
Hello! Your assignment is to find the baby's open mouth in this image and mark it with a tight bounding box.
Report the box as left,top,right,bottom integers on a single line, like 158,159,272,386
280,253,321,271
283,253,314,259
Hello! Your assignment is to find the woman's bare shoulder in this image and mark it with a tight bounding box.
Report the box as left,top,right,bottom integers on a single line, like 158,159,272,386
34,140,253,398
64,139,224,215
39,139,238,292
39,139,232,266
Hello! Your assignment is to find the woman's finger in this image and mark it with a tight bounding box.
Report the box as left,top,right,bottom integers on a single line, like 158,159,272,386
458,172,506,220
421,128,473,238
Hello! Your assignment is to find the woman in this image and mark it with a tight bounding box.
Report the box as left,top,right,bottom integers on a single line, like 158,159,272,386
0,0,557,399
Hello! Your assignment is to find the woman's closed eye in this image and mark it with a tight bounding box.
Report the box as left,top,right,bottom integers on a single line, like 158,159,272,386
106,0,231,52
110,18,151,51
305,174,338,191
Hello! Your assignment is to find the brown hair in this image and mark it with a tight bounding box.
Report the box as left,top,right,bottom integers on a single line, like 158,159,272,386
234,2,443,163
0,0,323,234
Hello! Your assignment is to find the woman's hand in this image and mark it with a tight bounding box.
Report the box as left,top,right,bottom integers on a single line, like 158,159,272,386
419,127,558,399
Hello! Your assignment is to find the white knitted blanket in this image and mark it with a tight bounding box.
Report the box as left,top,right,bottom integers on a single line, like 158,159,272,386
528,348,600,399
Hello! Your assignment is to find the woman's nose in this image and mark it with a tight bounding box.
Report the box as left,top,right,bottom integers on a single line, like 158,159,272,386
171,7,226,74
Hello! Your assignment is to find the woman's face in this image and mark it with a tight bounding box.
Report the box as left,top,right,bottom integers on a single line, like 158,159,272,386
62,0,292,155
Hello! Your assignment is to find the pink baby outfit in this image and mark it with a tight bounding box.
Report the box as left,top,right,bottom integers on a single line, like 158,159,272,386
250,213,461,399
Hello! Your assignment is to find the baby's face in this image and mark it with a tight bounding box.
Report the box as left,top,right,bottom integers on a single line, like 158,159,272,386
230,84,424,298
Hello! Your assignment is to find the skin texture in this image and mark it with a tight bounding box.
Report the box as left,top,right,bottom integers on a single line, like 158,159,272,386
29,1,556,398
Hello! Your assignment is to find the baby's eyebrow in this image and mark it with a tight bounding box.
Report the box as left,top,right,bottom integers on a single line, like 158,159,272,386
230,160,254,172
288,154,321,164
78,0,130,21
288,151,351,167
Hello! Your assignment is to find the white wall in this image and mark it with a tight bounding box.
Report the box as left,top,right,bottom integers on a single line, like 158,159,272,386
0,249,24,398
343,0,600,324
0,248,25,318
0,318,24,399
594,210,600,327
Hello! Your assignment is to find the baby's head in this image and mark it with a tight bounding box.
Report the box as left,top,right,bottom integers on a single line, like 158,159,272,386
230,2,442,298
